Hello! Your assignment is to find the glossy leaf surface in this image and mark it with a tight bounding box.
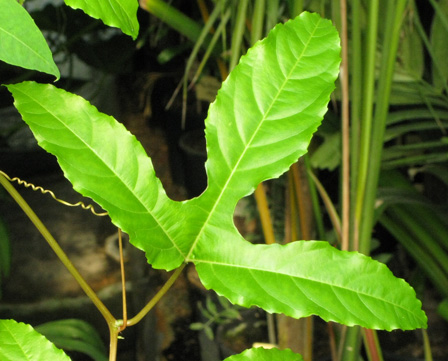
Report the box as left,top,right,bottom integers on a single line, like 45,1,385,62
0,319,70,361
0,0,59,79
64,0,139,39
7,13,427,331
223,347,303,361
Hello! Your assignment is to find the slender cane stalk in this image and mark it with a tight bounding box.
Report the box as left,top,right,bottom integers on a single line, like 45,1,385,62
358,0,408,255
266,0,280,36
145,0,214,51
290,0,304,18
349,0,362,250
339,0,350,252
363,328,384,361
251,0,266,45
254,184,276,245
354,0,379,236
229,0,249,70
342,2,408,361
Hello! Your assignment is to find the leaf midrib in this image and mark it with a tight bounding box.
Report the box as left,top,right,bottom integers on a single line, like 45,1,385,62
195,258,416,315
185,18,322,262
0,26,53,70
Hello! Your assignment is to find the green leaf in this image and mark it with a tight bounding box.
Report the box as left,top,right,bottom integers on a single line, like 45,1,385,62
64,0,139,39
310,132,341,170
223,347,303,361
0,319,70,361
0,0,60,79
189,322,205,331
6,13,427,331
196,241,426,330
204,326,214,340
220,308,241,320
205,295,219,316
35,319,107,361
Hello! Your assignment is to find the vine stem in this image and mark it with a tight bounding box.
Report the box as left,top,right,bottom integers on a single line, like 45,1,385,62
117,228,128,331
0,173,115,325
126,263,186,327
0,172,189,360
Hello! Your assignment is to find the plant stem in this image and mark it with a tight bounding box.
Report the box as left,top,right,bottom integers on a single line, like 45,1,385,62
126,263,186,327
145,0,212,49
339,325,362,361
339,0,350,251
229,0,249,71
358,0,407,255
266,0,280,39
303,156,325,240
422,329,434,361
354,0,379,236
0,173,115,325
308,170,341,243
254,184,276,244
349,0,361,250
363,329,384,361
290,0,304,18
118,229,127,331
182,1,223,128
108,325,120,361
251,0,266,45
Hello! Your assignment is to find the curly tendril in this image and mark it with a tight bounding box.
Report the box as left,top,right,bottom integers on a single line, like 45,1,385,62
0,170,108,217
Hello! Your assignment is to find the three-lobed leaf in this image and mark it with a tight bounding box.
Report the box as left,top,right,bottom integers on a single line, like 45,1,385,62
6,12,427,331
0,319,70,361
64,0,139,39
0,0,60,79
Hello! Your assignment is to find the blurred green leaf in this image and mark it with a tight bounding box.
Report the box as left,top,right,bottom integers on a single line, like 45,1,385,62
310,132,341,171
190,322,205,331
204,326,214,340
220,308,241,320
205,295,219,316
35,319,107,361
431,0,448,90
